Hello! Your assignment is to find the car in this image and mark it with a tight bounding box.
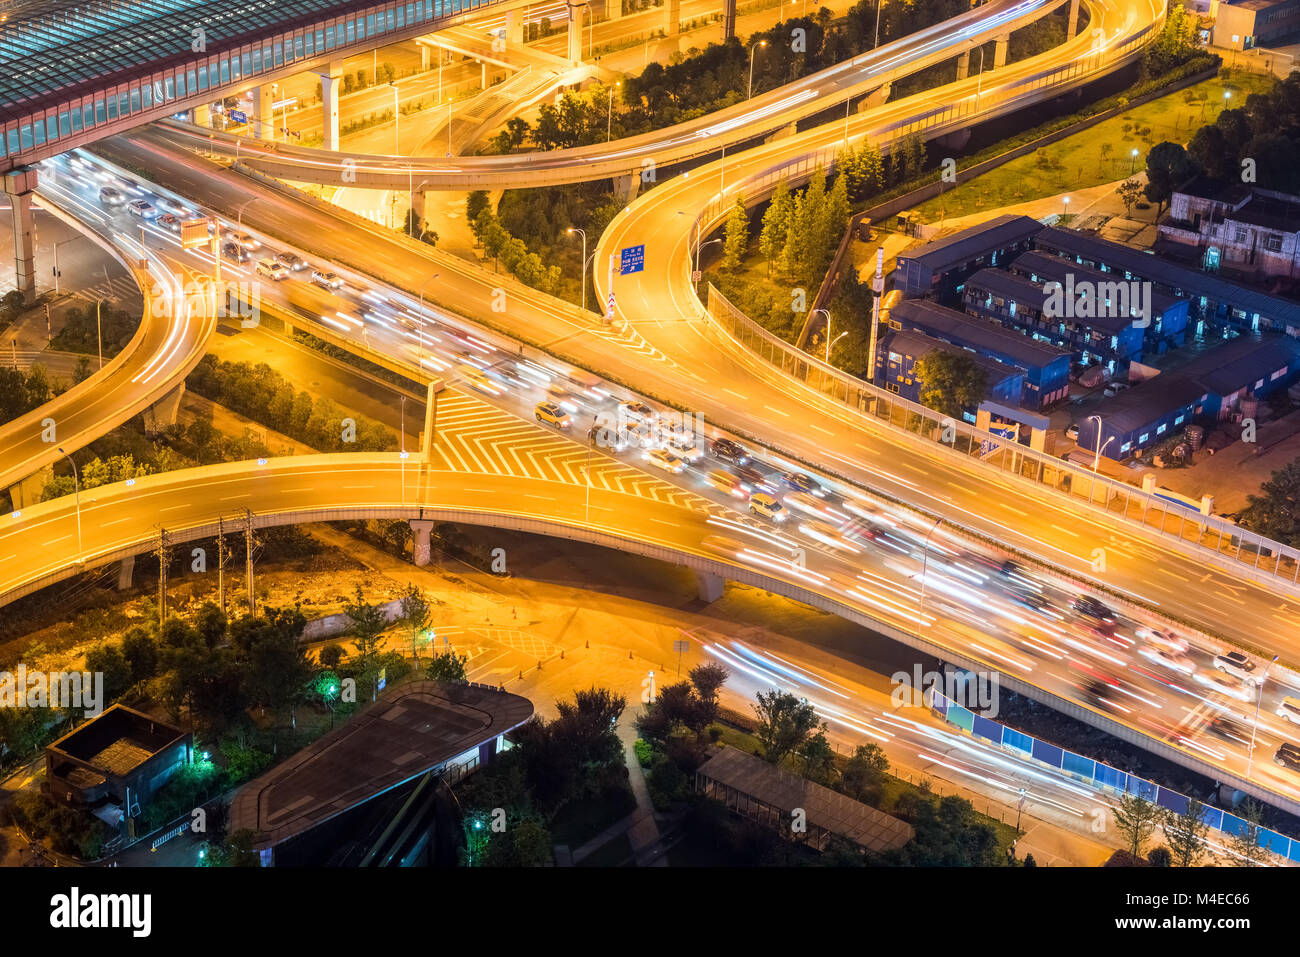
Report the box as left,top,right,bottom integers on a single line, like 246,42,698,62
1214,651,1260,686
534,401,571,429
276,251,308,271
220,241,250,263
710,438,750,466
748,492,786,522
1071,594,1116,625
1064,424,1080,442
1136,645,1195,677
1275,742,1300,772
1136,626,1189,655
310,269,343,290
798,519,860,553
98,186,125,207
735,465,776,495
706,469,745,499
784,491,827,518
1194,669,1252,702
459,364,503,397
617,400,656,425
588,423,628,452
127,199,156,218
156,213,182,233
229,230,260,250
255,258,289,281
156,196,191,217
626,420,661,449
784,472,823,496
1007,588,1050,614
645,448,687,474
1207,714,1250,743
1103,382,1130,398
1277,696,1300,724
665,432,704,464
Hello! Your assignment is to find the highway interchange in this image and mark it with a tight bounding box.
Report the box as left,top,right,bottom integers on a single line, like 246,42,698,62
8,0,1300,831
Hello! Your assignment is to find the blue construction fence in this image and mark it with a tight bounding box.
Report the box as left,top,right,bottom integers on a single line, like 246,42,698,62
929,690,1300,863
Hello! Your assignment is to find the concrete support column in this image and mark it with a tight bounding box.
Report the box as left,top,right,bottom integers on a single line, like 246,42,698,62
481,61,488,89
667,0,681,37
1068,0,1080,38
193,103,211,128
994,34,1009,69
316,64,343,151
865,81,891,107
252,84,276,140
723,0,737,40
695,570,725,603
612,172,640,204
421,41,432,71
142,382,185,434
601,0,623,21
956,49,970,81
117,555,135,591
567,1,584,64
410,520,435,565
4,167,38,305
505,8,525,44
5,464,51,511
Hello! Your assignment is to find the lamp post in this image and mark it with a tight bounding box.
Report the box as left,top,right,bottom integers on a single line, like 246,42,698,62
1222,89,1231,116
696,237,722,277
389,81,400,154
973,45,986,110
52,236,81,295
918,517,942,608
748,40,768,99
95,298,103,370
567,227,588,311
1130,147,1139,174
57,446,82,563
416,272,439,364
606,81,621,141
1062,195,1071,218
828,330,848,365
400,395,408,504
1246,655,1279,781
809,308,831,360
874,0,883,47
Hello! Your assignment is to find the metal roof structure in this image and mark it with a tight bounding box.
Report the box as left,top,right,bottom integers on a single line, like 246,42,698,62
895,213,1043,272
879,327,1026,386
890,298,1071,369
1010,251,1186,316
695,746,914,854
965,266,1134,334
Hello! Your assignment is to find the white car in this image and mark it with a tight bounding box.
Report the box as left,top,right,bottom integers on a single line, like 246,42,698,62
617,400,656,425
255,258,289,281
645,448,687,475
665,432,705,464
127,199,156,218
1136,645,1195,677
1277,696,1300,724
1193,669,1252,702
1214,651,1260,686
1136,626,1189,655
230,230,261,250
311,269,344,290
98,186,125,207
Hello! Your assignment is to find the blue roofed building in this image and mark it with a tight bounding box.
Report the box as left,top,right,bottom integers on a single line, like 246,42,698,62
874,328,1025,414
893,214,1043,303
888,299,1071,408
961,267,1146,372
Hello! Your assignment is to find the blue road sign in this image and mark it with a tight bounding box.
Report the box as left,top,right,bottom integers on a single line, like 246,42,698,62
228,109,248,124
619,244,645,275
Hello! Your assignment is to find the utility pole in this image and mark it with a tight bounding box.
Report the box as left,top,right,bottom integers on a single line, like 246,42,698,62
154,528,172,629
866,246,885,382
216,517,228,617
244,508,257,616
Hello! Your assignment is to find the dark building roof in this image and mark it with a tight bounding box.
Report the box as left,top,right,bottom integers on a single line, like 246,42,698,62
46,704,187,778
966,266,1134,335
696,746,914,853
229,680,534,850
1032,227,1300,328
890,298,1071,369
1090,377,1209,434
896,214,1043,272
879,328,1024,385
1011,251,1185,316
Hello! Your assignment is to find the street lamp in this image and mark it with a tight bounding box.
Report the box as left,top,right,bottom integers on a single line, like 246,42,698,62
1130,147,1139,174
748,40,768,99
567,227,587,311
57,447,82,563
1246,655,1279,781
95,298,103,371
973,44,986,110
828,330,848,364
606,81,621,142
1062,195,1071,218
52,236,81,296
874,0,884,47
695,237,722,277
416,272,439,364
809,307,831,361
918,517,942,609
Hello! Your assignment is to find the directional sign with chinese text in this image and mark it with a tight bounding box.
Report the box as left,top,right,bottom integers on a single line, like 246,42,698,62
228,109,247,124
619,244,644,275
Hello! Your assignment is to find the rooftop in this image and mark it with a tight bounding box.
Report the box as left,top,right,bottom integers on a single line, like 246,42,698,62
1032,227,1300,328
896,214,1043,272
696,746,914,854
229,680,534,850
1011,251,1185,316
46,703,187,777
890,298,1071,368
880,327,1025,385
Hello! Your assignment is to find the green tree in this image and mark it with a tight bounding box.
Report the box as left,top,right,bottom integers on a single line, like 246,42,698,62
1239,460,1300,545
399,582,431,668
1163,797,1210,867
758,178,793,277
85,642,132,702
120,627,160,691
1143,141,1197,215
1228,799,1266,866
722,197,749,272
1113,793,1161,859
753,689,821,766
426,649,468,683
912,350,989,417
797,729,836,784
1147,845,1173,866
344,585,388,700
841,742,889,802
1117,178,1145,217
318,644,344,669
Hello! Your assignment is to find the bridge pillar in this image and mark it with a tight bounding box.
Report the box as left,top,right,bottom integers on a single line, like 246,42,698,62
505,8,525,45
6,465,51,512
723,0,737,40
994,33,1009,69
193,103,211,128
612,172,640,204
3,167,38,305
117,555,135,591
142,382,185,434
410,519,435,566
666,0,681,37
420,41,433,71
695,570,724,603
956,49,970,81
600,0,624,21
1068,0,1080,38
252,84,276,140
316,64,343,151
764,122,798,144
567,1,584,64
864,81,891,107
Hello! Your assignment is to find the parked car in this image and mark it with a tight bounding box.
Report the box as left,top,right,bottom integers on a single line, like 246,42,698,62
1064,424,1079,442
